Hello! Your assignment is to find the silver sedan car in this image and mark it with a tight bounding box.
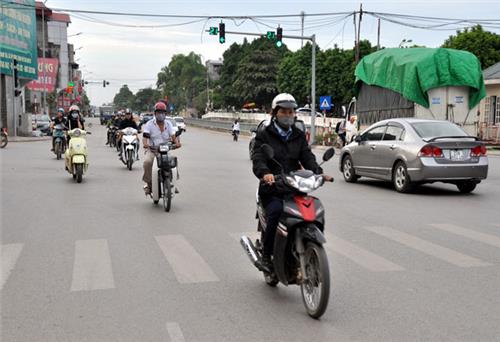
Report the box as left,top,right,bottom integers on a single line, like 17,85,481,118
339,119,488,193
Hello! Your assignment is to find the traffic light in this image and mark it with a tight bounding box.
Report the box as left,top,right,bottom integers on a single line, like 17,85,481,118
219,22,225,44
66,82,74,94
103,80,109,87
13,59,21,96
276,27,283,47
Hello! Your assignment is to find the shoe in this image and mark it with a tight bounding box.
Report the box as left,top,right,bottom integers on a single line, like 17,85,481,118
174,187,179,194
260,253,273,273
143,184,151,195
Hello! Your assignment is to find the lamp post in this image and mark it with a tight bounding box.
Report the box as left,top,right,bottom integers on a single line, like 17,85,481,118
68,32,82,38
398,38,413,48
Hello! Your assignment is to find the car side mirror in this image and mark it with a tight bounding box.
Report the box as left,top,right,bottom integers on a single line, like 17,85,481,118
261,144,274,159
355,135,362,143
322,148,335,162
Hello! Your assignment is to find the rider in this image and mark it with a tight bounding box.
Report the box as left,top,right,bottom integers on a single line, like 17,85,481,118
67,105,83,130
117,108,139,157
50,108,68,151
251,93,333,271
142,101,181,195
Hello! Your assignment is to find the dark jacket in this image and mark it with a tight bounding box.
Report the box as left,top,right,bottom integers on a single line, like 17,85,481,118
67,114,83,130
119,118,138,130
252,119,322,196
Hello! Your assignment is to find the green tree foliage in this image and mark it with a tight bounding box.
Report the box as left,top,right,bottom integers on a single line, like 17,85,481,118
219,41,247,108
133,87,160,112
156,52,206,109
442,25,500,69
113,85,135,110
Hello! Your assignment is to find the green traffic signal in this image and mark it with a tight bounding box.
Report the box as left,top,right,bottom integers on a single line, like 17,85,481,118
209,27,219,35
275,41,283,48
266,31,276,40
219,22,225,44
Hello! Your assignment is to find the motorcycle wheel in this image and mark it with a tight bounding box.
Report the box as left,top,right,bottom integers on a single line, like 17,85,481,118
127,150,133,170
163,177,172,212
75,164,83,183
1,133,7,148
55,142,61,160
300,242,330,319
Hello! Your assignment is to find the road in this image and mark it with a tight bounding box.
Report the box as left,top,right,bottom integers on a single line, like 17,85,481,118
1,118,500,341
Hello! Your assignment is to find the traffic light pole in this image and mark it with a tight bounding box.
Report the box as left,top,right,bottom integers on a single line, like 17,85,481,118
208,29,318,144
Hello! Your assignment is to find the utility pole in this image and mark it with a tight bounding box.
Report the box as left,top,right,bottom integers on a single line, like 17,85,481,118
377,18,381,50
353,11,357,62
11,59,17,137
355,4,363,64
301,11,305,48
41,1,47,115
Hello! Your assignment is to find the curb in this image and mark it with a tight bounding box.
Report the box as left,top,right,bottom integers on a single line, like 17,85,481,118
9,137,51,143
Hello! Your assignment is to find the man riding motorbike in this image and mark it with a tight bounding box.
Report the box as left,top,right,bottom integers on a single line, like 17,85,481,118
50,108,68,151
142,101,181,195
117,108,139,157
251,93,333,271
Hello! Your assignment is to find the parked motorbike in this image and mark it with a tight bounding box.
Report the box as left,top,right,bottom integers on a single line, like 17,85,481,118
120,127,139,170
107,125,118,147
64,128,90,183
150,131,182,212
1,127,8,149
240,144,335,319
53,124,67,160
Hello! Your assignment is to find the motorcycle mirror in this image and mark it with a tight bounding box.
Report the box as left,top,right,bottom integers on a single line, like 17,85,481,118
261,144,274,159
322,148,335,162
87,132,92,135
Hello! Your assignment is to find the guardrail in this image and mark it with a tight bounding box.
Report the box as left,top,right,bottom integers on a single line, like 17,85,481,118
185,118,256,134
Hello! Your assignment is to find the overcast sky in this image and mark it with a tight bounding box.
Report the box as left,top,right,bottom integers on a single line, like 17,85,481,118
43,0,500,107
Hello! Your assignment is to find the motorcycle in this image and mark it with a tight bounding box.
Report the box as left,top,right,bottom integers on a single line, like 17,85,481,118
240,144,335,319
52,124,67,160
64,128,90,183
1,127,8,148
150,131,182,212
120,127,139,170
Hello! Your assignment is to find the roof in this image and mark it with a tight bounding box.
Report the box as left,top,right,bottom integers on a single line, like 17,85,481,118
483,62,500,80
50,12,71,23
355,48,486,109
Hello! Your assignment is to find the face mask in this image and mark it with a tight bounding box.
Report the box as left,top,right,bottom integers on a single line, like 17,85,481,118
156,113,166,122
71,113,78,119
276,116,295,129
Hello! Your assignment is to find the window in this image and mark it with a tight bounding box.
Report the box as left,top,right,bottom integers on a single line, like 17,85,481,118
411,121,468,139
383,125,405,141
362,126,387,141
496,99,500,125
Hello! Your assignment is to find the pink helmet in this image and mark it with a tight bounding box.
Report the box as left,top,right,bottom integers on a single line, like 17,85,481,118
154,102,167,112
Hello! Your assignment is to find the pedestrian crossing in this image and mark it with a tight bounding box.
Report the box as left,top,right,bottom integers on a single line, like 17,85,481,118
1,223,499,292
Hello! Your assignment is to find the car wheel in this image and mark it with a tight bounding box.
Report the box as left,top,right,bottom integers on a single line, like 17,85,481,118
393,161,413,193
342,155,358,183
456,181,476,193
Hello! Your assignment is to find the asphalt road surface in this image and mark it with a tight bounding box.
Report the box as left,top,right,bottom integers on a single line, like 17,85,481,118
1,118,499,341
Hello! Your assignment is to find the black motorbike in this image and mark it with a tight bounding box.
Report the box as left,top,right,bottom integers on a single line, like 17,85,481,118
241,144,335,319
107,125,118,147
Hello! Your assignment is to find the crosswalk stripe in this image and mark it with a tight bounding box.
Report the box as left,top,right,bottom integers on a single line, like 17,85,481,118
327,235,405,272
364,226,492,268
430,223,500,249
70,239,115,291
155,235,219,284
166,322,185,342
1,243,24,290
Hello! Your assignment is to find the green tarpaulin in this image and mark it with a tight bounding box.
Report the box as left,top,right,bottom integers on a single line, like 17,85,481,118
355,48,486,109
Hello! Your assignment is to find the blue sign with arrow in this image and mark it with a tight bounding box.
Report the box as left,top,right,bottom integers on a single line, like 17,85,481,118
319,96,332,110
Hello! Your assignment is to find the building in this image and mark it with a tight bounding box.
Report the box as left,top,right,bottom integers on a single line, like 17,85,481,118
479,62,500,143
206,59,223,81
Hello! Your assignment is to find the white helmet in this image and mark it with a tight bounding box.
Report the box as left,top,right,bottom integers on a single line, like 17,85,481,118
272,93,297,110
69,105,80,113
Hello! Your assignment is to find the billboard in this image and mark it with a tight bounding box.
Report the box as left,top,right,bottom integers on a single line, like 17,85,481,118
0,0,38,79
26,58,59,92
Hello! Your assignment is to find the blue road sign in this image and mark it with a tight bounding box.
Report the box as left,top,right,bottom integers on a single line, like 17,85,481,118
319,96,332,110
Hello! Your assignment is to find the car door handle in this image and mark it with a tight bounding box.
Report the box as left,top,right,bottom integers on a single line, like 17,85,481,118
370,144,376,150
389,145,397,150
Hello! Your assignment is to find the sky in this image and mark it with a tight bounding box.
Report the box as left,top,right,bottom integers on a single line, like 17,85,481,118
41,0,500,107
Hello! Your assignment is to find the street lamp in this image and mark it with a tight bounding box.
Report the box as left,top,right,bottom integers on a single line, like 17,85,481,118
68,32,83,38
74,46,83,51
398,39,413,48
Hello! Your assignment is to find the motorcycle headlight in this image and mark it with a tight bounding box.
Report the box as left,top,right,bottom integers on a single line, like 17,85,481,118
73,129,81,137
159,145,169,153
287,175,321,193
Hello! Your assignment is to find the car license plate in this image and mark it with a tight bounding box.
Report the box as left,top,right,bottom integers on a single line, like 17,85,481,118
450,149,467,161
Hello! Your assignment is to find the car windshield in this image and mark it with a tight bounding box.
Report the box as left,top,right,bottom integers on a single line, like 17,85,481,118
411,122,469,139
174,118,184,123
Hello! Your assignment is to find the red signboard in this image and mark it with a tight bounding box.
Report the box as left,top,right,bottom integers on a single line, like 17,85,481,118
26,58,59,93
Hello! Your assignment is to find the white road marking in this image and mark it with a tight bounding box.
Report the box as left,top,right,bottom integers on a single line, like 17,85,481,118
430,223,500,249
327,235,405,272
1,243,24,290
166,322,185,342
70,239,115,291
155,235,219,284
364,226,492,268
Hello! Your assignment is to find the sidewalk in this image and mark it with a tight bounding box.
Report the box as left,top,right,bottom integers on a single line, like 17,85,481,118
8,136,51,143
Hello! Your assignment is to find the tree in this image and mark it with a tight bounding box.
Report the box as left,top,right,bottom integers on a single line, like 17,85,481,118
218,41,248,108
134,87,160,112
442,25,500,69
156,52,206,110
113,85,135,109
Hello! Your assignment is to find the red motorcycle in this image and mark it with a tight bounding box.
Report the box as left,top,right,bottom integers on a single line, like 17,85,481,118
241,144,335,319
